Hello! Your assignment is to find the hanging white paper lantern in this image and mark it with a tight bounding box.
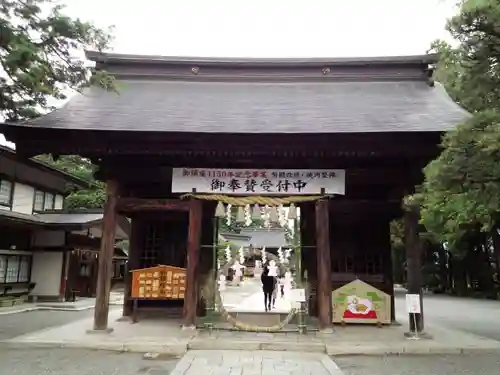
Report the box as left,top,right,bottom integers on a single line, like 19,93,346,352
268,260,278,277
244,204,252,226
226,204,232,226
236,206,245,223
218,274,227,292
251,204,261,219
215,201,225,217
288,203,298,219
225,246,231,262
278,205,287,227
263,206,270,228
261,247,267,264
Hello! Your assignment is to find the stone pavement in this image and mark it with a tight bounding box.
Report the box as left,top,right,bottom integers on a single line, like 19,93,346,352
335,354,500,375
0,308,123,341
170,350,342,375
4,305,500,356
222,278,291,313
0,347,179,375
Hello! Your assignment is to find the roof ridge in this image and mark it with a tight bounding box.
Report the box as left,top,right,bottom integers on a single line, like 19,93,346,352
86,50,438,66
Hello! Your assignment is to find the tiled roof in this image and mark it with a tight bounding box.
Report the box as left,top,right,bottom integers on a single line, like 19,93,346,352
0,210,130,237
240,228,289,248
15,80,468,133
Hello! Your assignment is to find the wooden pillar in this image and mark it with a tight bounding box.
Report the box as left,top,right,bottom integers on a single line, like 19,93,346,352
300,203,317,317
59,234,71,301
122,217,141,317
315,198,332,329
381,218,396,322
93,180,119,331
403,208,424,333
183,198,202,327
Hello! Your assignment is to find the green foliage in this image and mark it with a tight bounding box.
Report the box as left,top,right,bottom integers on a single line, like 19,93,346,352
34,154,105,209
429,0,500,113
419,111,500,247
0,0,116,122
418,0,500,249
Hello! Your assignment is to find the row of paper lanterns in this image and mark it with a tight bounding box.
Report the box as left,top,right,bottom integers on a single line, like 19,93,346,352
214,202,298,221
220,245,292,264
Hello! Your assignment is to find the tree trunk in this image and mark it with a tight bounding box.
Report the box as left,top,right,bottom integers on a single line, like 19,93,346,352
492,228,500,288
437,244,448,292
453,258,468,296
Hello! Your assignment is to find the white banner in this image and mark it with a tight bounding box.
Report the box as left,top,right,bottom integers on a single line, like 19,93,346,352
172,168,345,195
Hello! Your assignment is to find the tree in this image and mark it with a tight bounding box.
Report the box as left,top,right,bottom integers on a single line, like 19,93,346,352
0,0,116,122
419,0,500,247
1,1,117,208
35,154,105,209
412,0,500,296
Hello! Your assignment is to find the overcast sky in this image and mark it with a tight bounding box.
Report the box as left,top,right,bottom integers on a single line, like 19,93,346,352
1,0,458,148
63,0,457,57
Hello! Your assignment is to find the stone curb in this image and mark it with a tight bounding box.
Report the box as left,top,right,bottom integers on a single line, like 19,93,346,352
326,345,500,356
1,340,188,356
4,338,500,357
188,340,327,352
0,307,39,316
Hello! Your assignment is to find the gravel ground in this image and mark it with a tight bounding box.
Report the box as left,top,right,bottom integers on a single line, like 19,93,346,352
0,307,120,341
0,347,179,375
334,354,500,375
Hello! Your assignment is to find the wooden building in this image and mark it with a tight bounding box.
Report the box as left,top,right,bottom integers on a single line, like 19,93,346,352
0,146,129,303
0,52,468,331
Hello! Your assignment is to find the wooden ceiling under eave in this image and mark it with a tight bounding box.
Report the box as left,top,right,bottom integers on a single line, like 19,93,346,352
5,127,443,161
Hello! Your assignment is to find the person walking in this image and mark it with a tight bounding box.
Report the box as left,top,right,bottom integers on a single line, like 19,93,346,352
271,274,279,309
279,276,285,298
261,266,276,312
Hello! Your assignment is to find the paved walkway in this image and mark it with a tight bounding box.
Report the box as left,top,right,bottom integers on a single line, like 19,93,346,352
222,278,292,313
170,350,342,375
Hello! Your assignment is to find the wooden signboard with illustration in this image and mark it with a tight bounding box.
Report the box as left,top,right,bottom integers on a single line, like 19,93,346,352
130,265,186,322
332,279,391,325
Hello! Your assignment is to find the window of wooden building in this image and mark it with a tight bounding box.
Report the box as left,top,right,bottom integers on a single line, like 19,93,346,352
0,254,32,284
33,189,56,211
0,179,13,207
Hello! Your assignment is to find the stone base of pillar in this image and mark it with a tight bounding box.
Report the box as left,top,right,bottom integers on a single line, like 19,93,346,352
86,327,114,334
404,331,432,339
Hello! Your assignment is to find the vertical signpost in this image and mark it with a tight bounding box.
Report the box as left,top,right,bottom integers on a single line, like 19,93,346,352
405,293,421,340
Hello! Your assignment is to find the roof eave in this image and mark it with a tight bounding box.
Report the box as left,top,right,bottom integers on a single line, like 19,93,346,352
0,143,92,189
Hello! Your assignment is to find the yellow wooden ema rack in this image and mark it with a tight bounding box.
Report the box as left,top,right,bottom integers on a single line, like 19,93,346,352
130,265,186,300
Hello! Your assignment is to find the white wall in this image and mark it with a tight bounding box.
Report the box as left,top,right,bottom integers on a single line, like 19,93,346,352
54,194,64,210
31,230,66,247
11,182,35,214
30,251,63,297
